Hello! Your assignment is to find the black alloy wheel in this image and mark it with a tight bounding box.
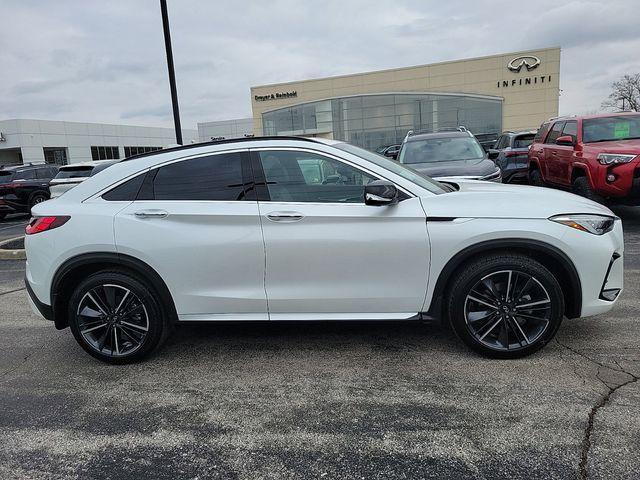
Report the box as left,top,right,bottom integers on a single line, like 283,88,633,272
447,254,564,359
464,270,551,351
68,271,168,363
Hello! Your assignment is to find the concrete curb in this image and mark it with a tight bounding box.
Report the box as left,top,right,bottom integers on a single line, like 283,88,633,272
0,236,26,260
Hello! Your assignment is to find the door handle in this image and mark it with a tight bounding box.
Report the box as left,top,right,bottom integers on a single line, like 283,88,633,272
266,211,304,222
134,209,168,219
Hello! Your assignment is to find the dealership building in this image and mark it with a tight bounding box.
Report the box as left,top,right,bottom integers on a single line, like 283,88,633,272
250,47,560,151
0,119,198,166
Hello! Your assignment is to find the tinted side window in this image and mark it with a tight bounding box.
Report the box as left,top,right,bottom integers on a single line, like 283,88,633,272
513,134,535,149
533,123,550,143
562,121,577,142
103,173,146,201
36,168,51,179
15,169,35,180
545,122,565,144
153,152,246,201
259,150,377,203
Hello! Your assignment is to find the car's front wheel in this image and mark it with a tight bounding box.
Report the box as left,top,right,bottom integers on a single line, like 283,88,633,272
529,168,545,187
447,254,564,359
68,271,169,364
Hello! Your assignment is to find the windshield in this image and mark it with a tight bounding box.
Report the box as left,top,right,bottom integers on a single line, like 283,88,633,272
54,166,94,179
333,142,447,195
399,136,485,164
0,171,14,184
583,115,640,143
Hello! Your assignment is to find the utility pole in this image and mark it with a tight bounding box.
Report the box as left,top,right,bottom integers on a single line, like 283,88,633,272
160,0,183,144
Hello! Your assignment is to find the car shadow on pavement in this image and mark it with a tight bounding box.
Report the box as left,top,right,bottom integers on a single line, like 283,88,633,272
163,320,465,358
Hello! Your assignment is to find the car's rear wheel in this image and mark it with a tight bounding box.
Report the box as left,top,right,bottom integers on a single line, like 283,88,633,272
68,271,169,364
529,168,545,187
29,192,48,210
447,254,564,359
573,176,605,204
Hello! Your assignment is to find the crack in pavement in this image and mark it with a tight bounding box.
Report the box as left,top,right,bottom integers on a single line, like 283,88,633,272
555,338,639,480
0,286,26,296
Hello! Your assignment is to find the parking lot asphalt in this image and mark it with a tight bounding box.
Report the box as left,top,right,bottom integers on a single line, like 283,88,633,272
0,208,638,480
0,214,29,243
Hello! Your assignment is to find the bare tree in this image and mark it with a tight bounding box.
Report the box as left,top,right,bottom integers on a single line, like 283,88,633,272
602,74,640,111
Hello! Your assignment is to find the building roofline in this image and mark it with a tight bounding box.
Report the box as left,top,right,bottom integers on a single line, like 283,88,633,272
251,46,561,90
258,91,504,115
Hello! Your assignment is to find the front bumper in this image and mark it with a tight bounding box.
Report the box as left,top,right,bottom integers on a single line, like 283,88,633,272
572,219,624,317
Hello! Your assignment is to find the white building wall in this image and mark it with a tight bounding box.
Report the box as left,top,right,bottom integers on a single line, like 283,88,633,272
0,119,199,165
197,118,253,142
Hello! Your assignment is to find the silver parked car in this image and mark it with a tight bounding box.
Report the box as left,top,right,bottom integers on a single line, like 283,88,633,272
49,160,118,198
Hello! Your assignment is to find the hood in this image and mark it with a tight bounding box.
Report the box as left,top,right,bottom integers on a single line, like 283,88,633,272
424,180,615,219
583,138,640,155
407,158,497,178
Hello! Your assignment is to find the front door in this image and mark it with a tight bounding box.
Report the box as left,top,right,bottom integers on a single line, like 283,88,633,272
114,150,268,321
252,148,430,320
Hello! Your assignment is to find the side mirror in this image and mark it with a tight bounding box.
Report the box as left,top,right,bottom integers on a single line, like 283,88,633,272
556,135,574,147
487,149,499,160
365,180,398,206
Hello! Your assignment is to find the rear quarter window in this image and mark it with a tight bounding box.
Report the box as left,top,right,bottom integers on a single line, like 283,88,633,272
0,171,14,184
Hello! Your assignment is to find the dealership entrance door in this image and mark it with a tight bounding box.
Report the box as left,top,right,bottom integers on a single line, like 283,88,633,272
43,147,68,166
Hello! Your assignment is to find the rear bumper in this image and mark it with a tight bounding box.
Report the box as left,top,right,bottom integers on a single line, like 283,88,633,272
25,276,53,321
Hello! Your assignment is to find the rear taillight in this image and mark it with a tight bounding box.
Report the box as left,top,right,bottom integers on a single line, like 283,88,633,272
504,151,521,157
25,216,70,235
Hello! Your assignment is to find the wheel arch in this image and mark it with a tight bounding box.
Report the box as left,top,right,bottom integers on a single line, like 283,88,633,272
570,162,592,184
426,238,582,320
50,252,178,330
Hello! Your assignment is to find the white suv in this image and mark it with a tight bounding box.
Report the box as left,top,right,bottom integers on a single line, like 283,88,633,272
24,137,624,363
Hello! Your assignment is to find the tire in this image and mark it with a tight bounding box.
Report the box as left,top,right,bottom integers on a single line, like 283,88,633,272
29,192,48,210
529,168,545,187
573,176,605,204
68,270,170,364
446,254,564,359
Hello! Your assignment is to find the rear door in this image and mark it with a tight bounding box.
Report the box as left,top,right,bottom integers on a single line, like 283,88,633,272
113,150,268,321
554,121,577,184
543,121,565,183
252,147,430,320
510,133,535,177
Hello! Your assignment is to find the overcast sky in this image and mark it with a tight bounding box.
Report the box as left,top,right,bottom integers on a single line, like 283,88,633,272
1,0,639,129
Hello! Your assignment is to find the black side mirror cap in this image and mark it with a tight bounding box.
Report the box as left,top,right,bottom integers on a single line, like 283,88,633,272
365,180,398,206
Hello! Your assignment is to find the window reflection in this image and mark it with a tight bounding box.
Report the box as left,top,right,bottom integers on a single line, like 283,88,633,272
262,94,502,152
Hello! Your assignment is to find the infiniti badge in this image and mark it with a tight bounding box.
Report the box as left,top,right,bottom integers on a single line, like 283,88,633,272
507,56,541,73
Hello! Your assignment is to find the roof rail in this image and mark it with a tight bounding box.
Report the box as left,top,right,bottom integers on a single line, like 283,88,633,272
122,135,321,162
546,114,577,122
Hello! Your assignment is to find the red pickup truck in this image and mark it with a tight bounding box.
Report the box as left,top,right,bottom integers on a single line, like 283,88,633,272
528,112,640,204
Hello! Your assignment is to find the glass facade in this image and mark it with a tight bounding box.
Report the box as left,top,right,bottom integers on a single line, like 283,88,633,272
262,93,502,151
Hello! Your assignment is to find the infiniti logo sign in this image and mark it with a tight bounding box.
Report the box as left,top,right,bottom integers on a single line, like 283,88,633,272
507,55,541,73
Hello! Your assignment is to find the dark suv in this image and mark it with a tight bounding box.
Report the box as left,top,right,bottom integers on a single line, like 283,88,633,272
528,113,640,204
397,129,501,181
488,130,536,183
0,163,58,220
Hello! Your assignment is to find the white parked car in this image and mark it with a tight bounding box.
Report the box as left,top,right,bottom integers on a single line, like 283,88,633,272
25,137,624,363
49,160,117,198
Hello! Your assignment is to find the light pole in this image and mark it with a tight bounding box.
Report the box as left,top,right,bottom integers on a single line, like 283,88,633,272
160,0,183,145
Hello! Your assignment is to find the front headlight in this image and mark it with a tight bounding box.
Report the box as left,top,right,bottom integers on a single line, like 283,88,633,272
597,153,637,165
549,214,616,235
